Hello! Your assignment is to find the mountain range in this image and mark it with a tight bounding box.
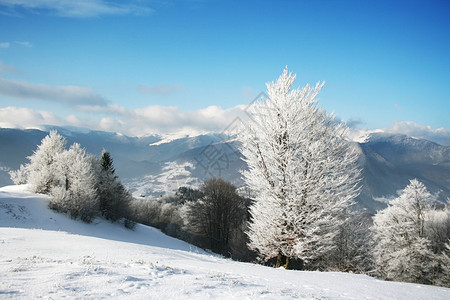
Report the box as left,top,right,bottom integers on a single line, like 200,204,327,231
0,127,448,213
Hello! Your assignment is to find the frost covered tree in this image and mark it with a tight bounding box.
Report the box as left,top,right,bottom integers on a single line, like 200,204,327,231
239,68,360,269
372,179,436,284
26,130,67,194
49,143,98,222
9,164,29,185
326,210,373,272
437,241,450,287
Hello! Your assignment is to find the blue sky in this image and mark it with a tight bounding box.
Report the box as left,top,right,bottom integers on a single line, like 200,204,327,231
0,0,449,142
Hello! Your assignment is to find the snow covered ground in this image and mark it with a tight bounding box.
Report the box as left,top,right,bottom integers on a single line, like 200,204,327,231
1,185,449,299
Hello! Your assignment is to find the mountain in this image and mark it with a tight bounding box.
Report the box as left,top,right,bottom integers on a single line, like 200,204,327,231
2,185,449,298
0,127,449,212
357,133,450,211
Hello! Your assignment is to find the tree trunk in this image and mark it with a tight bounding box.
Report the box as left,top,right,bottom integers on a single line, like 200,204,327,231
276,252,286,268
284,256,291,269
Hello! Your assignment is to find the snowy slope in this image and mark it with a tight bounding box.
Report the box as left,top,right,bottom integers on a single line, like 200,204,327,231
1,185,449,299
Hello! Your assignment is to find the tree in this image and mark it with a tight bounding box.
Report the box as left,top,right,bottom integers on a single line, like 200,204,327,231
26,130,67,194
95,149,132,222
372,179,436,284
327,210,373,272
437,241,450,287
49,143,98,222
185,178,246,254
9,164,29,185
239,68,360,269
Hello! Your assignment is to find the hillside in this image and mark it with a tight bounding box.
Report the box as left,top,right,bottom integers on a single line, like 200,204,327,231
1,185,449,299
0,128,449,212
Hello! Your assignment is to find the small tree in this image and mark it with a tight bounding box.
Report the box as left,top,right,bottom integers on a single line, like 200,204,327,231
437,241,450,287
26,130,67,194
326,210,373,272
49,143,98,222
9,164,29,185
372,179,436,284
95,150,132,222
186,178,246,254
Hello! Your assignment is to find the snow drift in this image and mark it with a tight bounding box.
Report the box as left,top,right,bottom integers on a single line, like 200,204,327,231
1,185,449,299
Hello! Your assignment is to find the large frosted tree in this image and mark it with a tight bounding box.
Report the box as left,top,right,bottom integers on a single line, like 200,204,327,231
239,68,360,269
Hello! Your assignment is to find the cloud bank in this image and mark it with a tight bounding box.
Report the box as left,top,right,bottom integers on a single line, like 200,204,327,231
386,121,450,146
348,121,450,146
0,74,448,144
2,102,449,146
0,104,249,138
0,77,108,106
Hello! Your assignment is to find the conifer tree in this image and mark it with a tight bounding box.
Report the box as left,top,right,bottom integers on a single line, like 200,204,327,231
96,150,131,221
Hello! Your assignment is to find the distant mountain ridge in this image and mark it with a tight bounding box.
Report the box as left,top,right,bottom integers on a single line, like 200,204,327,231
0,127,449,213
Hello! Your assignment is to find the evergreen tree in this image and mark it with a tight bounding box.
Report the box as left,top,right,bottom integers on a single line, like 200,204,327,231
100,149,115,174
239,68,360,269
96,150,131,222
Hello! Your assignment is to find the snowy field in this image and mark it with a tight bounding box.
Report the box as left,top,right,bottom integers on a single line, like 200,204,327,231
1,185,449,299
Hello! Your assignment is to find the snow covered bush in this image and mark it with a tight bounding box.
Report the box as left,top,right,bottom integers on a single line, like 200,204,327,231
239,68,360,269
9,164,29,185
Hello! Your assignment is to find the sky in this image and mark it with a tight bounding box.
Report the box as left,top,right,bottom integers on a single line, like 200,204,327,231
0,0,449,143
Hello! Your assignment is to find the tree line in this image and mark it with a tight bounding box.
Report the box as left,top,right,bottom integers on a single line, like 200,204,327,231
10,130,134,227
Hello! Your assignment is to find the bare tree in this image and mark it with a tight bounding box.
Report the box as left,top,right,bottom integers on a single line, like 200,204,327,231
186,178,246,254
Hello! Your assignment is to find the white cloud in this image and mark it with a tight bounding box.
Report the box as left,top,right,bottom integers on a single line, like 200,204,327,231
137,84,185,96
0,0,154,18
0,103,250,137
0,77,108,106
386,121,450,146
0,106,63,129
347,121,450,146
0,42,10,48
15,41,32,47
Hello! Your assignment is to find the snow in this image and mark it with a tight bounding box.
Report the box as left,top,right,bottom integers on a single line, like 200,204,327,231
1,185,449,299
128,161,200,198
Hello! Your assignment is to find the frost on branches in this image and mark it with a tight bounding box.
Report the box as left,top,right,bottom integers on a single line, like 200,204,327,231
372,179,450,286
9,130,132,225
239,68,361,269
26,130,67,194
49,143,98,223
